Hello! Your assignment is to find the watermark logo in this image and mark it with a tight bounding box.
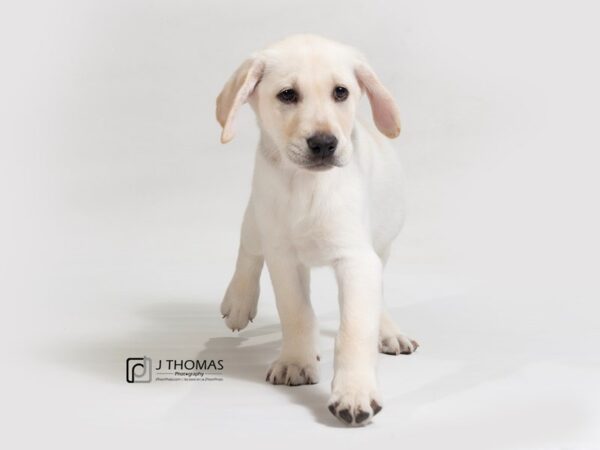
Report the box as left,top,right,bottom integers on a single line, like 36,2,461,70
125,357,224,383
126,356,152,383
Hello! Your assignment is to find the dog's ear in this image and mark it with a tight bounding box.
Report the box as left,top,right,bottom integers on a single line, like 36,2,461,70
355,62,401,139
216,56,264,144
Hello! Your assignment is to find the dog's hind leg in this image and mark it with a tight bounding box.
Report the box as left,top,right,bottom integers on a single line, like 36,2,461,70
379,309,419,355
376,244,419,355
221,203,264,331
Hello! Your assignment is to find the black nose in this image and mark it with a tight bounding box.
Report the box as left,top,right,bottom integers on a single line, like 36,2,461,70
307,133,338,158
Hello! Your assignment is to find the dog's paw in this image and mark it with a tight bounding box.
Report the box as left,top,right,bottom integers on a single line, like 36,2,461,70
220,278,259,332
379,333,419,355
266,358,319,386
328,376,382,426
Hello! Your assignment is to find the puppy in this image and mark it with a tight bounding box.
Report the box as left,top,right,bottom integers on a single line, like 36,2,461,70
216,35,418,426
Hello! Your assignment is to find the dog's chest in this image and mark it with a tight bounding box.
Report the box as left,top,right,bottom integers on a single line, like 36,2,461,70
288,189,340,265
268,172,365,265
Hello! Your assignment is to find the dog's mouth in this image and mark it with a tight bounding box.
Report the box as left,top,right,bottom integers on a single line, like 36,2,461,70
303,153,346,171
286,144,346,171
303,160,337,171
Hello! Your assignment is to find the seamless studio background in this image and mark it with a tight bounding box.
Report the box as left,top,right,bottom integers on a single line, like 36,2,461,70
2,1,600,449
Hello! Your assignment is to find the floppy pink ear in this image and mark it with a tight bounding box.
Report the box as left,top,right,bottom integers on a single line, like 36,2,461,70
216,57,264,143
355,63,401,138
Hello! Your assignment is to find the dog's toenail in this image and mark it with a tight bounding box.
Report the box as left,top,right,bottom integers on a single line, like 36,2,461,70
370,400,382,415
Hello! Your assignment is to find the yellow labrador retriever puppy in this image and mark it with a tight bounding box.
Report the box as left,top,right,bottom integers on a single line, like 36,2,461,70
216,35,418,426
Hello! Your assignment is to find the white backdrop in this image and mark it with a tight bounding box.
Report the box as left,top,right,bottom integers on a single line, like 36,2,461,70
2,1,600,449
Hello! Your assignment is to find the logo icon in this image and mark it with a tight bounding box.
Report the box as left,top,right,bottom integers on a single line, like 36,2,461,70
126,357,152,383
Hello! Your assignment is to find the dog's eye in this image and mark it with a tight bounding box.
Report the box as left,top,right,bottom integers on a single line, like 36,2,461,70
277,88,299,104
333,86,349,102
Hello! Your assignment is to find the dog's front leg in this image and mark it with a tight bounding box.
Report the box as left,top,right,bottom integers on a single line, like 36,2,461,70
221,203,264,332
329,250,383,426
265,250,319,386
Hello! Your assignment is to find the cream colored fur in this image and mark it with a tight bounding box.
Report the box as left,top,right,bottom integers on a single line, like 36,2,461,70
217,35,418,426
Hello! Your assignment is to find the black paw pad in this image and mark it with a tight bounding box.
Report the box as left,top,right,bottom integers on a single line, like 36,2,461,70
355,409,370,424
338,409,353,424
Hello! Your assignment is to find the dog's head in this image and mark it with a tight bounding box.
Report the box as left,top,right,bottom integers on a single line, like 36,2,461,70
216,35,400,171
